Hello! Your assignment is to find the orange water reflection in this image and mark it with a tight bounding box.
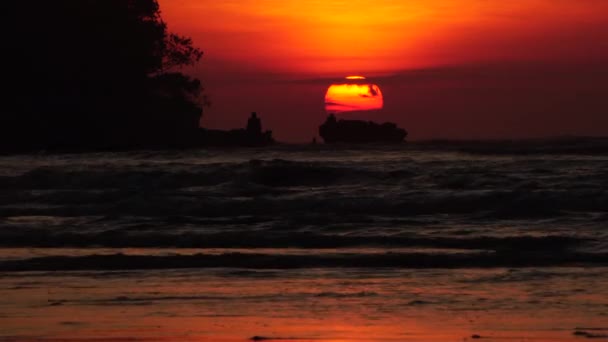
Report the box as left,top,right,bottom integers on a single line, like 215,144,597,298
1,268,606,341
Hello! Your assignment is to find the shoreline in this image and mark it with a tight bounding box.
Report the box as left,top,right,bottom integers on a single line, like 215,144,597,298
2,267,606,342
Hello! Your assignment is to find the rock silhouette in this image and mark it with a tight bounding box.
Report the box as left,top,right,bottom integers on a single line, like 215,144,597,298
200,112,274,146
319,114,408,143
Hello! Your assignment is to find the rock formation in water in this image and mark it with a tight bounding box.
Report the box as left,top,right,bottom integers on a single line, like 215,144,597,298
319,114,408,143
200,112,274,146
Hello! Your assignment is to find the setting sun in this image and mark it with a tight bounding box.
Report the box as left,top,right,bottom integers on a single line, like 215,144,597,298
325,78,383,113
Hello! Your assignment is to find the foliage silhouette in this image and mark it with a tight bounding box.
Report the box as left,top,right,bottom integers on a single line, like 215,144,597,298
3,0,206,152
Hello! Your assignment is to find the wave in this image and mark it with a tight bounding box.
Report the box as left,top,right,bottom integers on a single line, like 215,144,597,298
2,156,607,222
1,250,607,272
1,188,607,220
49,291,380,307
1,151,607,254
3,157,607,191
0,159,374,190
0,228,589,249
459,268,608,283
414,137,608,155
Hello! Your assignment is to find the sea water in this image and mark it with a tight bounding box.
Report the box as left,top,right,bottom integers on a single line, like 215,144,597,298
1,142,607,340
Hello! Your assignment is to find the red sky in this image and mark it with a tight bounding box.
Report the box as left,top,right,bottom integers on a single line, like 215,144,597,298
160,0,608,142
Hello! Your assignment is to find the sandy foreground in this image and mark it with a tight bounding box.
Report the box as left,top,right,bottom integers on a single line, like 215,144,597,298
1,267,607,341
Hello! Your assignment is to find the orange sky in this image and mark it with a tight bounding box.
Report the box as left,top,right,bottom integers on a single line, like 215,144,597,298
159,0,608,141
162,0,608,74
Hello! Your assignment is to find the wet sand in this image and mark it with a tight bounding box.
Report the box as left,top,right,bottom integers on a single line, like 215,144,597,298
1,268,607,341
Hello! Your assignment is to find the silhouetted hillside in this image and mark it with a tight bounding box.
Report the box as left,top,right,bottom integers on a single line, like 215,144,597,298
3,0,205,153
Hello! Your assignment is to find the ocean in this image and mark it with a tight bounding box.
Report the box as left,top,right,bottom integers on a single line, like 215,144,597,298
1,142,607,341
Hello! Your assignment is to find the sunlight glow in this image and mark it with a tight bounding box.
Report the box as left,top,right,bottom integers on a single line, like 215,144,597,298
325,83,383,113
161,0,608,75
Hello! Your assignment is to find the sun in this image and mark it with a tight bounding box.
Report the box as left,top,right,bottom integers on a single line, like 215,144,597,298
325,77,383,113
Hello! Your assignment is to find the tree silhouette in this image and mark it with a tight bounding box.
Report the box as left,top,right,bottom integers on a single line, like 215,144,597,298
3,0,205,152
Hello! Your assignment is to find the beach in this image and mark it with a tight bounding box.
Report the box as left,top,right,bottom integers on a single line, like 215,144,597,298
1,143,607,341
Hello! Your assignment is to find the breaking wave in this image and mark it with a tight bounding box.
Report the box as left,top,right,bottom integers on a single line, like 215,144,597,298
0,230,590,249
1,250,607,272
1,145,607,270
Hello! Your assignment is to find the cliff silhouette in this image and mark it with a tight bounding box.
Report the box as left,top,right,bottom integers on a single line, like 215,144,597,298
319,114,408,143
3,0,206,153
